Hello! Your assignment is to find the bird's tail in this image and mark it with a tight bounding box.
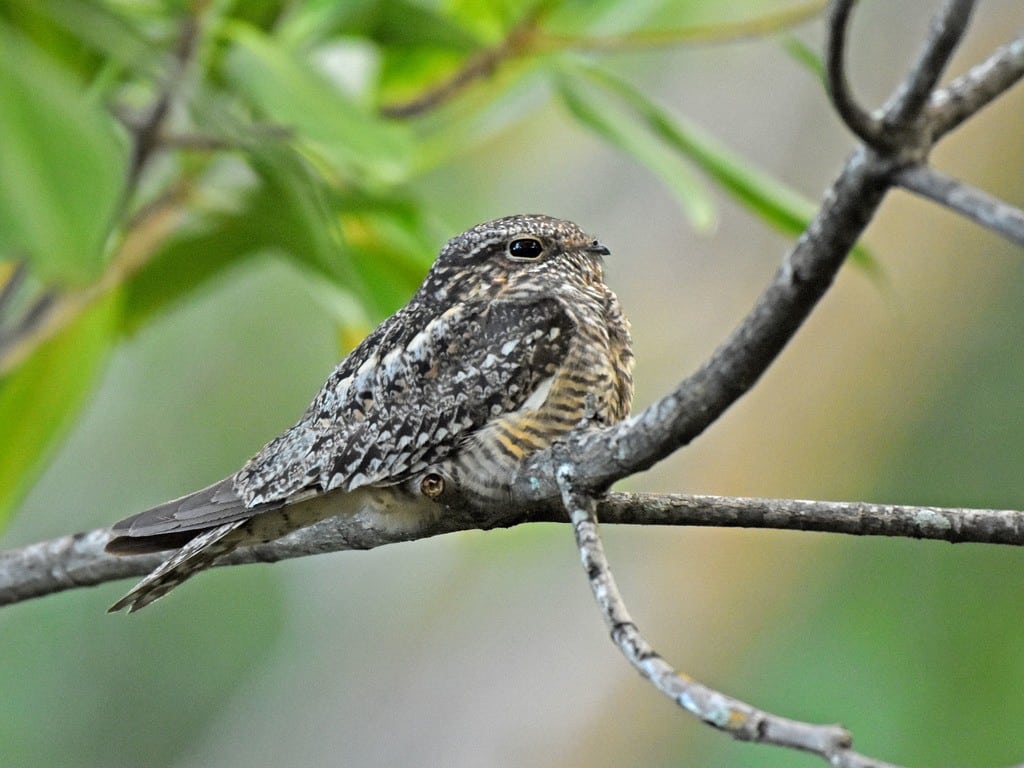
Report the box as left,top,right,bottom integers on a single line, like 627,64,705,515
107,520,247,613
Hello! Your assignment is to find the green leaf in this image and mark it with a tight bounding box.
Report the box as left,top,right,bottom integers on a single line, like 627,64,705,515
0,291,118,529
377,46,468,107
121,149,345,334
555,64,716,232
577,63,873,265
279,0,481,50
335,198,434,318
781,34,825,82
349,0,481,50
8,0,156,77
221,21,413,185
0,22,125,284
445,0,527,43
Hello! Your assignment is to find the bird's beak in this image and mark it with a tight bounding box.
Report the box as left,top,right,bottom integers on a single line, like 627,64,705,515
586,240,611,257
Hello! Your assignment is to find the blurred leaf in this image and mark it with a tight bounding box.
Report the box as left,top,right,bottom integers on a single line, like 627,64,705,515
0,22,125,284
221,21,413,184
352,0,481,49
121,150,345,334
339,201,434,317
578,63,874,265
555,64,717,232
279,0,480,50
8,0,156,77
445,0,529,42
377,47,467,106
0,291,118,529
782,33,825,82
0,564,285,768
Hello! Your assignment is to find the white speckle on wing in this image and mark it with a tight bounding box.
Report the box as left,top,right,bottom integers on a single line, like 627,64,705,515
381,344,406,375
521,375,554,411
353,354,379,392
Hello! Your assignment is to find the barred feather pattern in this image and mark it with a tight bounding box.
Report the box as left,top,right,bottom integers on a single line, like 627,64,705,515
105,214,634,611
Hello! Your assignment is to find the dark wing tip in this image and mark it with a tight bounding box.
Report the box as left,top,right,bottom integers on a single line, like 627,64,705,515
105,477,251,553
105,531,197,555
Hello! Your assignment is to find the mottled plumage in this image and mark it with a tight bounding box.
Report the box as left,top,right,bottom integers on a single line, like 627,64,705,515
106,214,634,612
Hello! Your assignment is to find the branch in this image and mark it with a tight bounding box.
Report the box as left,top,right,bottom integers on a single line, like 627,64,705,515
123,12,201,196
929,33,1024,139
827,0,977,151
825,0,886,147
6,493,1024,608
881,0,975,128
554,472,919,768
378,5,544,119
896,165,1024,246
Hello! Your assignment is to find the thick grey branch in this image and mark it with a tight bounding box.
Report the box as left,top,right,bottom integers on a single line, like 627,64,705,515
896,165,1024,246
5,494,1024,608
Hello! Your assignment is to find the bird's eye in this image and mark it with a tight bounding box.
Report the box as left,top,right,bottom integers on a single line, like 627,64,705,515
507,237,544,260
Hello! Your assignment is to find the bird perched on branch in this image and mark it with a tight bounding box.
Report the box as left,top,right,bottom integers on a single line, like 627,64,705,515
106,214,634,612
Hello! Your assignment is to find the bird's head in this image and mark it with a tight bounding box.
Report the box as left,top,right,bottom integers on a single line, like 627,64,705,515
421,214,611,303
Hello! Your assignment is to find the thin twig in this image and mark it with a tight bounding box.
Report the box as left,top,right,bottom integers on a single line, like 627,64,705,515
929,34,1024,139
124,13,201,196
381,1,825,118
825,0,885,147
0,261,27,320
379,5,545,119
0,291,56,359
896,165,1024,246
883,0,976,128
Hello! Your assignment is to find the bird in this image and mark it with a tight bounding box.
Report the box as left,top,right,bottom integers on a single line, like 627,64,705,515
105,214,634,612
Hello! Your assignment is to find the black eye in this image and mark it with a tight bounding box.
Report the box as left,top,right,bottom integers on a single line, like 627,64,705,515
507,237,544,260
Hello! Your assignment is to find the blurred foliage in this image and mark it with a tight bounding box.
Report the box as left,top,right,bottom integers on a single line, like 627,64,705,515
0,0,830,528
0,563,286,767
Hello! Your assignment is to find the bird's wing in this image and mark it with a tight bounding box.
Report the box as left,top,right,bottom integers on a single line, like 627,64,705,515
105,297,574,545
237,295,576,503
104,478,283,554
